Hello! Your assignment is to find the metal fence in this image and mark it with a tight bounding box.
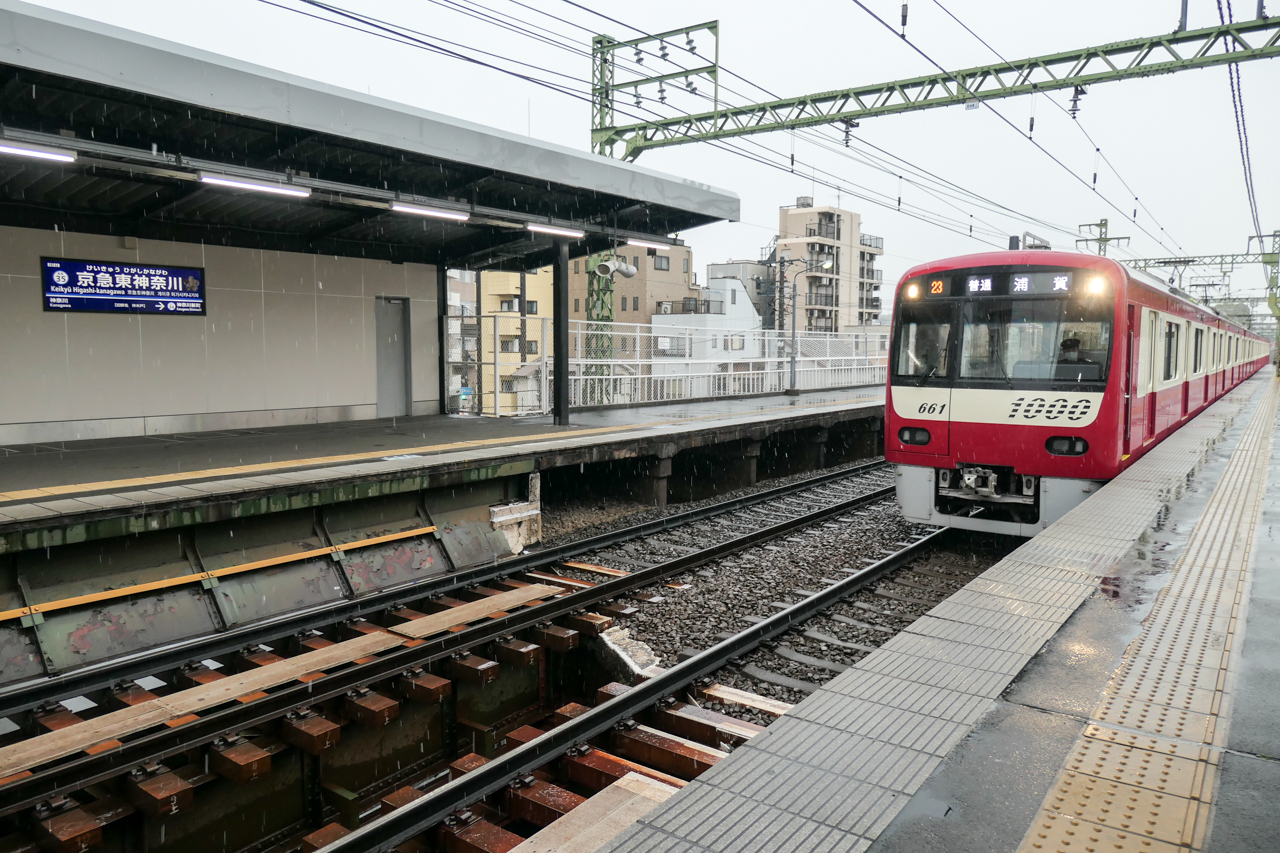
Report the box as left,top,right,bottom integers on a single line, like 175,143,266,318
446,312,552,416
445,313,888,416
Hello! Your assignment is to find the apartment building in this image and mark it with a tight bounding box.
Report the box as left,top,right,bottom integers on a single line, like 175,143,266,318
776,197,884,332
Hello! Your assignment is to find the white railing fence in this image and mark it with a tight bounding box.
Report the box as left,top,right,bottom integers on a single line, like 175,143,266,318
445,314,887,416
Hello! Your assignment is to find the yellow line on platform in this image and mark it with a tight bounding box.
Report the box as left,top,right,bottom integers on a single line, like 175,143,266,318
0,395,882,505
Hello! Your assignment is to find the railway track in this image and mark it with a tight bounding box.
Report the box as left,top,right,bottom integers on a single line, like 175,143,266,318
0,459,1022,853
0,462,900,825
322,525,1014,853
0,460,893,721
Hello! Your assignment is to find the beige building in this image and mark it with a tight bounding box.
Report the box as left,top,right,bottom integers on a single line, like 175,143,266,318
445,267,554,415
776,198,884,332
568,244,699,323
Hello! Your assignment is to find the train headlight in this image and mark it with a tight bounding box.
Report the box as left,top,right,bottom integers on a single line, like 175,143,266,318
906,283,920,299
1087,277,1106,294
1046,436,1089,456
899,427,931,445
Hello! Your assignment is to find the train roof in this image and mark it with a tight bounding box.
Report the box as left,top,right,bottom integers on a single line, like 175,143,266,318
897,249,1264,340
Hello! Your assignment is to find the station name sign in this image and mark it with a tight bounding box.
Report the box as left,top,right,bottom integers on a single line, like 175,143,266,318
42,257,206,315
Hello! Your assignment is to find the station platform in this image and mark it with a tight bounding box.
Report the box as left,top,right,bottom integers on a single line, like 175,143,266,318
602,374,1280,853
0,388,883,546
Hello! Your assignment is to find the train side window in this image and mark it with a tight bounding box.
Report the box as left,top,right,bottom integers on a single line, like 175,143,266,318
1193,328,1204,374
1163,321,1179,381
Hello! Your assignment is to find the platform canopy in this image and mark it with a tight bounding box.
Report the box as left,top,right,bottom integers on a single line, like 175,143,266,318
0,1,738,270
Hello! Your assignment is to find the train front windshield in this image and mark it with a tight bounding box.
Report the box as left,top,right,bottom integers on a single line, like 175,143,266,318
893,267,1113,387
959,300,1111,383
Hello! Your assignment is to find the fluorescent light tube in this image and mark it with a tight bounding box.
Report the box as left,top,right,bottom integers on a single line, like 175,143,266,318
390,202,469,221
626,238,671,251
527,223,585,239
0,141,77,163
198,173,311,198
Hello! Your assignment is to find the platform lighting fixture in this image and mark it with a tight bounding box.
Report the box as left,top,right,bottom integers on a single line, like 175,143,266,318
390,202,469,221
626,238,671,251
526,223,585,239
198,172,311,198
0,140,77,163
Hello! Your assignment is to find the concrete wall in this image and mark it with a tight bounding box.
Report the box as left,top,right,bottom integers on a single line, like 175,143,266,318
0,225,439,444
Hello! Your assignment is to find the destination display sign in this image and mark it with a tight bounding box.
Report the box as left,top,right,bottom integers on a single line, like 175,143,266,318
42,257,206,315
914,269,1079,298
1008,270,1074,295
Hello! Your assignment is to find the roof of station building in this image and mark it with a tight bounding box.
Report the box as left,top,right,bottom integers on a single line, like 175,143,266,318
0,1,738,269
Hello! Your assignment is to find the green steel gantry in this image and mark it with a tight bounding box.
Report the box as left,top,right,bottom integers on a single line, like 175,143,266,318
581,251,617,404
1077,219,1130,258
1127,232,1280,351
1124,240,1280,274
592,16,1280,160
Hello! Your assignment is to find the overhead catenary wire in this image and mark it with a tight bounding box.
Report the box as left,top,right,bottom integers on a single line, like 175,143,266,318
927,0,1184,250
1219,0,1264,240
263,0,1006,246
845,0,1180,256
262,1,590,100
283,0,997,241
268,0,1154,259
435,0,1101,247
550,0,1135,249
291,0,1194,261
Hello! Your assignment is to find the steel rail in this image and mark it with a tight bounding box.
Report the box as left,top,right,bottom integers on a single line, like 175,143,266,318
326,527,951,853
0,483,898,815
0,461,889,718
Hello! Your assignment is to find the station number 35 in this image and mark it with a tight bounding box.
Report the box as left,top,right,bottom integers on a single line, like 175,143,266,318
917,403,946,414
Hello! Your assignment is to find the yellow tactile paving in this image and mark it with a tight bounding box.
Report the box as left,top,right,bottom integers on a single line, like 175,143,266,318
1043,773,1194,845
1016,377,1280,853
1092,696,1215,743
1082,725,1214,763
1026,810,1188,852
1062,738,1205,799
0,394,882,504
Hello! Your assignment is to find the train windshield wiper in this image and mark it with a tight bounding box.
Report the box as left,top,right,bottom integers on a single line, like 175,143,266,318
917,365,938,386
994,355,1014,389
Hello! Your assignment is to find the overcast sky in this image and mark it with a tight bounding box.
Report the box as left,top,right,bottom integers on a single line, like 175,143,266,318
29,0,1280,298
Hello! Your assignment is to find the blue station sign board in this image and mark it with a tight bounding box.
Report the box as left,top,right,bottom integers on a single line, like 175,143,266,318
42,257,206,315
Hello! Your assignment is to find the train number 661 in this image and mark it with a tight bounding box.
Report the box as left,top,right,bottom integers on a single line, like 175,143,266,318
917,403,946,414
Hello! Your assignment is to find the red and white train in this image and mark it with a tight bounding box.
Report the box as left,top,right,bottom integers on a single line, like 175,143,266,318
885,249,1271,536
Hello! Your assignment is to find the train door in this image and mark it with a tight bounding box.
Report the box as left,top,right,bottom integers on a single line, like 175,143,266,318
1122,305,1136,456
1145,309,1158,440
1214,331,1222,397
1181,321,1191,418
